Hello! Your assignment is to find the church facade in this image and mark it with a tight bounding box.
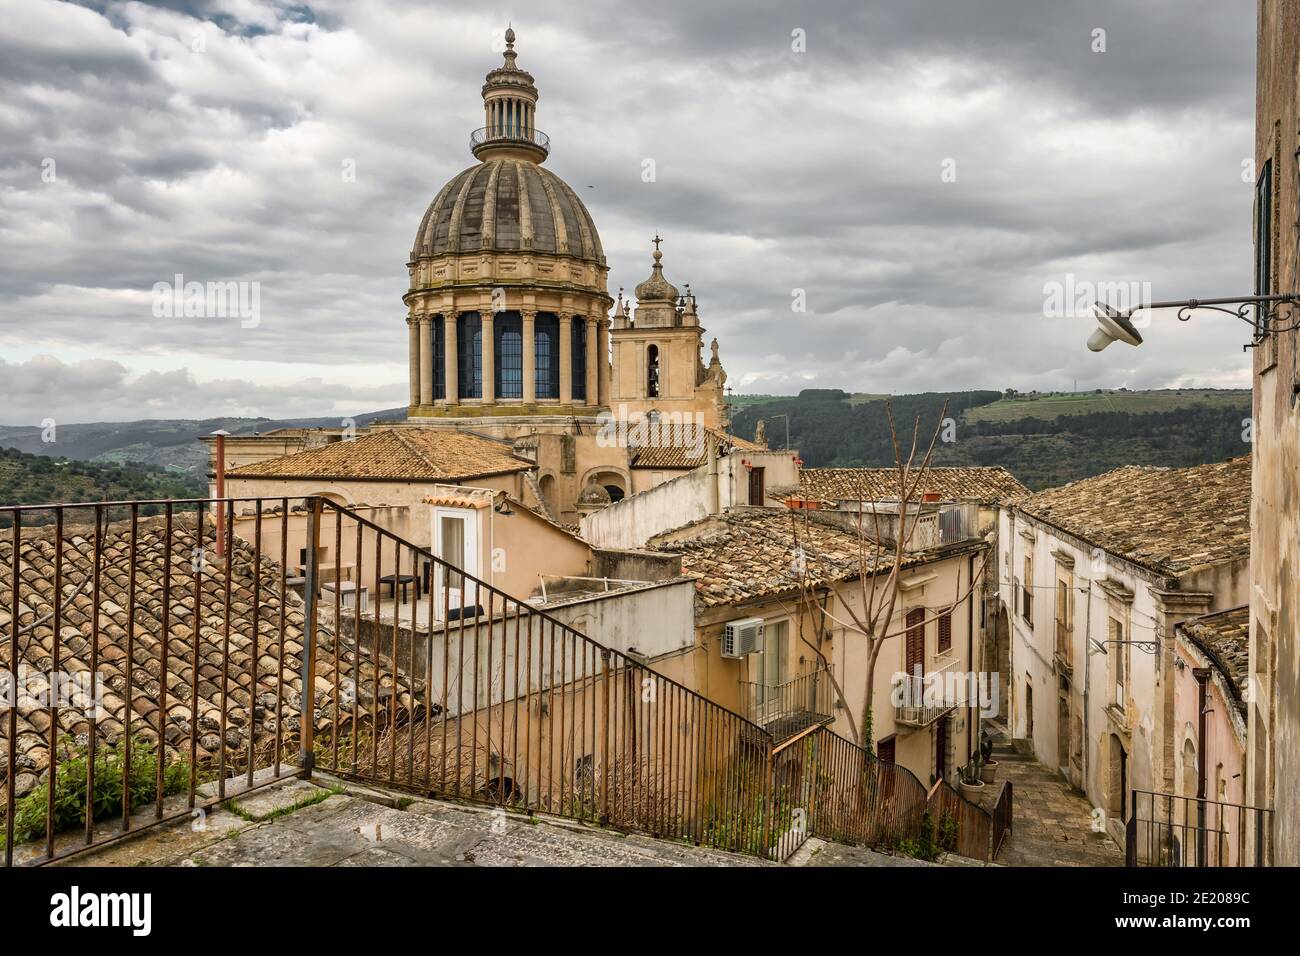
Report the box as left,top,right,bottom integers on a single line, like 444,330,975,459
403,30,733,523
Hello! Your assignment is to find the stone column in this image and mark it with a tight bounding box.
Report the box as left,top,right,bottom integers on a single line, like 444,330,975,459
585,314,599,406
597,318,611,406
444,312,459,404
407,316,420,408
481,310,495,402
522,310,537,404
418,314,433,406
558,314,573,404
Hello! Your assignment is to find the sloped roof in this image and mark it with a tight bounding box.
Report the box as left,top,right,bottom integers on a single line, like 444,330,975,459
1013,456,1250,577
1177,605,1249,712
628,428,766,471
0,518,362,798
779,466,1028,504
648,509,942,608
227,428,532,482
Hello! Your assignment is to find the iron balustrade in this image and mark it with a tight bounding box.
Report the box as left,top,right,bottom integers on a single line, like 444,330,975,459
1125,789,1272,867
895,656,963,729
0,495,1008,865
742,664,834,743
470,126,550,156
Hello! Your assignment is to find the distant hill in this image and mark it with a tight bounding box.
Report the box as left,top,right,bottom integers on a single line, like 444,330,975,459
0,408,408,482
0,446,207,525
730,388,1252,491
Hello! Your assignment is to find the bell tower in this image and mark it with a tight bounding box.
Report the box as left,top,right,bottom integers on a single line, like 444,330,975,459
609,238,727,428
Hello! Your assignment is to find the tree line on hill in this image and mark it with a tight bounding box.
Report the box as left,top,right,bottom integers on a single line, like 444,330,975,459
730,390,1251,490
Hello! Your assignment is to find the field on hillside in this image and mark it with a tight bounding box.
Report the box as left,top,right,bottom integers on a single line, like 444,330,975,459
963,388,1250,423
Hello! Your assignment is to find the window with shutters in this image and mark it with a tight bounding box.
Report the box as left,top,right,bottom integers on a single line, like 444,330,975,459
905,607,926,679
1022,554,1034,626
1110,616,1127,710
937,607,952,653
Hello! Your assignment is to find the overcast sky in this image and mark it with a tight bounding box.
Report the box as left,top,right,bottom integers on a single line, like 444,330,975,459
0,0,1259,425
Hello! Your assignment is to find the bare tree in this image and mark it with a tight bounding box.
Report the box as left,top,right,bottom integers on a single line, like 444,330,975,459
783,401,991,751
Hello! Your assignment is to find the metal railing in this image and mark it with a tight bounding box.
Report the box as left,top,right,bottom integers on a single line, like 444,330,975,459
742,664,834,742
1126,789,1272,867
991,780,1013,858
0,497,320,866
894,657,962,729
0,495,997,866
769,725,930,861
470,126,550,156
926,778,996,861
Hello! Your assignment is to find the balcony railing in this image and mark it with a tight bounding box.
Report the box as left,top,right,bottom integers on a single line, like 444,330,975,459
470,126,550,158
1126,789,1272,867
895,657,963,730
742,664,834,743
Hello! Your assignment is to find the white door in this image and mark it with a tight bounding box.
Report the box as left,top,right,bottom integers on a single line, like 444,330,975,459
433,508,479,619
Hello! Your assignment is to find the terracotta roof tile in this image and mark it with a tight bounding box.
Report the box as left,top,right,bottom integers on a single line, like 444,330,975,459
228,428,532,482
1014,456,1250,576
649,509,935,608
1178,605,1249,709
780,466,1028,504
0,517,371,799
628,429,766,471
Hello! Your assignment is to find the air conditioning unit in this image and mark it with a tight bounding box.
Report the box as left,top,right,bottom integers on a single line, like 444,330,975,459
722,617,765,659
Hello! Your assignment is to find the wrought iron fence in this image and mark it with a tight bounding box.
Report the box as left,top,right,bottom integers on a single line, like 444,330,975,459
1126,789,1272,867
0,494,995,866
742,663,834,742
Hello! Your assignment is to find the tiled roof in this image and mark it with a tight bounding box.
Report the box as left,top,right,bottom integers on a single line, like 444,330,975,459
228,428,532,482
648,509,934,608
1178,605,1249,711
1013,456,1250,577
0,518,363,799
777,466,1028,504
629,429,766,470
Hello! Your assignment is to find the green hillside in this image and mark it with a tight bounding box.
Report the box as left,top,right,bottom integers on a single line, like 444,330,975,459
0,447,206,526
730,389,1252,491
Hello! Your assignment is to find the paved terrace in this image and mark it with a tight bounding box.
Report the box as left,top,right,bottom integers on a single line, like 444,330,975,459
38,773,979,868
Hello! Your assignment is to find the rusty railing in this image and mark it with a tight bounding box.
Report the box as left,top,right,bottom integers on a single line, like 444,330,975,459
742,663,834,743
1126,789,1271,867
1,494,986,866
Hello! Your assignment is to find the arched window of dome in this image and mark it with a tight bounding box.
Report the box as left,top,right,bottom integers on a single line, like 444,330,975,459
433,315,445,400
571,317,587,402
647,344,660,398
458,312,483,399
535,313,559,398
495,311,523,399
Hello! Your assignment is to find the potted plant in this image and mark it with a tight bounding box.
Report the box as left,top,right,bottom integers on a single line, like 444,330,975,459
979,736,999,785
958,757,985,799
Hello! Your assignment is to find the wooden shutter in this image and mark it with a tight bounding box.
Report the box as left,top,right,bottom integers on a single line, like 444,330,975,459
878,737,896,764
935,717,948,781
905,607,925,677
748,466,766,505
938,608,952,653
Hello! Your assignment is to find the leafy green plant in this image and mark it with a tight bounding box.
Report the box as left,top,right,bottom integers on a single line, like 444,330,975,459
939,813,958,852
1,737,189,846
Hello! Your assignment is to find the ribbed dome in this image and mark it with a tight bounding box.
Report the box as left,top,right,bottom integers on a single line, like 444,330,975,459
411,159,604,263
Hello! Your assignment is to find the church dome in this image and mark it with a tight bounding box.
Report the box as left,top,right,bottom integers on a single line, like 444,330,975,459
634,244,678,302
410,159,604,262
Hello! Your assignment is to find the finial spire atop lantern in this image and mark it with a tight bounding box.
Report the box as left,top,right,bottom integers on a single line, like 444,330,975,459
473,26,548,163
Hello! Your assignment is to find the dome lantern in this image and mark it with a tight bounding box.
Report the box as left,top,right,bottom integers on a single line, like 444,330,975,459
472,27,549,163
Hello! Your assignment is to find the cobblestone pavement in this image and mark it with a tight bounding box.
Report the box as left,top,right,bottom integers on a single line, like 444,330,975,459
48,773,956,868
981,734,1123,867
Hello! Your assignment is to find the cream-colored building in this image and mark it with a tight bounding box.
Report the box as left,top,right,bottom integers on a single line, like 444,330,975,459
998,457,1250,847
641,507,990,789
1250,0,1300,865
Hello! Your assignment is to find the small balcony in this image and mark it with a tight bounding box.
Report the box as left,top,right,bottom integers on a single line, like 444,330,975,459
895,657,963,730
470,126,550,161
743,664,834,743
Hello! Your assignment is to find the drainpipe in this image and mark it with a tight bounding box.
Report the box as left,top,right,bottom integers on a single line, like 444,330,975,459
211,429,229,557
1194,667,1210,866
1081,579,1092,800
707,431,720,514
968,553,976,761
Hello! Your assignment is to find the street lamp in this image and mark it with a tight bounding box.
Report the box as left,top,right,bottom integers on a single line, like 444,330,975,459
1087,293,1300,352
767,413,792,450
